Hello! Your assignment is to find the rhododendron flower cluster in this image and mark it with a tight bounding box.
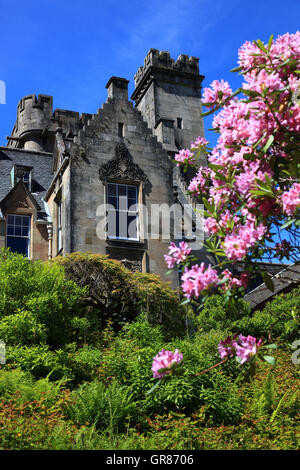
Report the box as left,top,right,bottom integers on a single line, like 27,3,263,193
151,349,183,379
166,32,300,298
174,149,196,166
164,241,191,269
221,269,249,290
181,263,219,298
202,79,233,108
281,183,300,216
218,335,263,364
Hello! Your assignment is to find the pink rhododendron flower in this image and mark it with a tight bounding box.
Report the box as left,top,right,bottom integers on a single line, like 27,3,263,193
204,217,219,234
221,269,248,290
164,241,191,269
174,149,195,166
202,80,233,107
233,335,263,364
218,334,262,363
281,183,300,216
181,263,219,298
218,335,237,359
151,349,183,379
190,136,208,150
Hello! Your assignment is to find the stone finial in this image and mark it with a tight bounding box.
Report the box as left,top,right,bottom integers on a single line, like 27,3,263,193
106,77,129,101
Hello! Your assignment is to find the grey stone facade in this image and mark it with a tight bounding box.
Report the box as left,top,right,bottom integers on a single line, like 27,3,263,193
0,49,207,287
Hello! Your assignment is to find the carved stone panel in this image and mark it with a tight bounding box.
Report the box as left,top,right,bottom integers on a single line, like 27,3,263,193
99,144,152,194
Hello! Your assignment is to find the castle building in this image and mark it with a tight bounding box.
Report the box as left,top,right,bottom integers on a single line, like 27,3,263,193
0,49,208,287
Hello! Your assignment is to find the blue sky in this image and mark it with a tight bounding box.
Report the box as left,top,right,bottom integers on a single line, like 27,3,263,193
0,0,299,148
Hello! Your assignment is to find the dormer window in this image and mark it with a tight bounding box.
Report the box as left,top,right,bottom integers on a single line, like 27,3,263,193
11,165,32,192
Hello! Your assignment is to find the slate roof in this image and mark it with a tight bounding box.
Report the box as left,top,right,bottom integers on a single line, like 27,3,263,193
244,262,300,310
0,147,53,221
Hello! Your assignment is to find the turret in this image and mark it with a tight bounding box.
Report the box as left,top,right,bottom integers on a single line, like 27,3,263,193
11,94,53,151
131,49,205,157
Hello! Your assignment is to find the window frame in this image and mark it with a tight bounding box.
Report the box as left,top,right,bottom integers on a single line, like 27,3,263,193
106,182,140,242
6,214,31,258
57,199,63,253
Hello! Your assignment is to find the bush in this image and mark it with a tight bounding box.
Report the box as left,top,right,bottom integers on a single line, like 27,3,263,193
52,252,187,338
234,287,300,342
196,288,300,343
0,309,47,345
195,294,250,333
5,344,73,382
97,318,243,425
0,249,86,349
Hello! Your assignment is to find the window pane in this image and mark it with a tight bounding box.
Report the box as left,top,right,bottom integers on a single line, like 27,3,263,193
118,211,128,238
7,236,28,256
128,199,137,211
7,226,14,235
15,226,22,236
127,186,137,199
107,210,117,238
118,195,127,211
22,227,29,237
107,183,117,196
128,215,137,239
22,216,29,226
118,185,126,196
7,215,14,225
107,195,118,209
15,216,22,226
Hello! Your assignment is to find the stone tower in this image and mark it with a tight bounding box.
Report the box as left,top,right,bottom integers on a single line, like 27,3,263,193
131,49,205,160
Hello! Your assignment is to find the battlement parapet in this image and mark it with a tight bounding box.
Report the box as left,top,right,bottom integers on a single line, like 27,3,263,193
134,49,199,87
17,94,53,115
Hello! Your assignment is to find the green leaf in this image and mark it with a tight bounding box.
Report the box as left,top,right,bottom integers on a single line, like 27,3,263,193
267,34,274,52
254,39,267,53
146,379,162,395
262,271,275,292
262,134,274,153
264,343,277,350
230,65,243,73
280,218,296,230
263,355,276,366
180,298,190,306
202,197,214,213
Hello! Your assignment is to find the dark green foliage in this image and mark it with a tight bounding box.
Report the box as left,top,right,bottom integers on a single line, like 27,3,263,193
52,252,186,338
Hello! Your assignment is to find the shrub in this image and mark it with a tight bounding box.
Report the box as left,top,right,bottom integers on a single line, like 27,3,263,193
195,294,250,333
97,318,243,425
5,344,73,382
52,252,186,338
0,309,47,345
234,287,300,342
0,249,87,349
